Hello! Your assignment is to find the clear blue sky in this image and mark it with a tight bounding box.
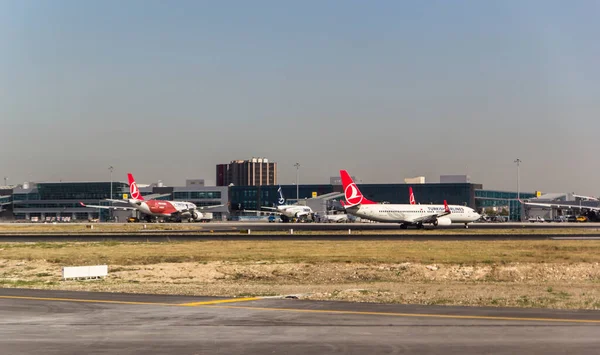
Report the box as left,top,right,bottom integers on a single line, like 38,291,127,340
1,1,599,194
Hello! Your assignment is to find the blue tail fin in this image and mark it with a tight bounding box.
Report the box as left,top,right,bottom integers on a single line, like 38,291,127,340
277,186,286,205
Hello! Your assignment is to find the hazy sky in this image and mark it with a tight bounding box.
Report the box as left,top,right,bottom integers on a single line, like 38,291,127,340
1,1,599,194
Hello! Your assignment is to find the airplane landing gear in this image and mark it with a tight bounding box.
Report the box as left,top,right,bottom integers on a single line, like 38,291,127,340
464,223,469,229
416,223,424,230
400,224,408,230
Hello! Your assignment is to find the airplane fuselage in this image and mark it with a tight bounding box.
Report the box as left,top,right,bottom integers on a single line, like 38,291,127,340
130,199,198,217
276,205,312,218
346,204,480,224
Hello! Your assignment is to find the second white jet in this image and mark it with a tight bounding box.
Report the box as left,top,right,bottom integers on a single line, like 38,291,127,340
339,170,480,229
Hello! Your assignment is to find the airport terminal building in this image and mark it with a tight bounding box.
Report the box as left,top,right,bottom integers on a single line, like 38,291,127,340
1,178,543,222
8,181,229,222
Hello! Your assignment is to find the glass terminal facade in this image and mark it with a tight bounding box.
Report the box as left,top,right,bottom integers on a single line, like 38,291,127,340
475,190,536,221
6,180,531,222
230,183,483,213
12,182,129,222
229,185,335,211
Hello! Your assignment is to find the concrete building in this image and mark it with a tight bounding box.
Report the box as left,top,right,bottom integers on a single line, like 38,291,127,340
185,179,205,187
521,193,600,221
216,157,277,187
404,176,425,184
441,175,470,183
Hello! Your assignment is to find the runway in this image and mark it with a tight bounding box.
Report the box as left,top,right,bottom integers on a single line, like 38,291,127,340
2,222,600,242
0,289,599,354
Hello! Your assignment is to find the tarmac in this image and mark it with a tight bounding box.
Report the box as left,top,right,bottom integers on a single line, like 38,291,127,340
2,222,600,242
0,288,599,354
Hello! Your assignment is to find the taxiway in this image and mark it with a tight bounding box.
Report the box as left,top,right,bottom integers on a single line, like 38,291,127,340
0,288,599,354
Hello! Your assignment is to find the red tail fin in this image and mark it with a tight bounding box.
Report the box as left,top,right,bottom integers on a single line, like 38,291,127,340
409,187,416,205
127,173,144,201
339,170,376,207
444,200,450,213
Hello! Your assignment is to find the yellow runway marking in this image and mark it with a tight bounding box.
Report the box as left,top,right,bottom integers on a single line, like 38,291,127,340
0,295,260,307
179,297,260,306
2,295,600,324
208,305,600,324
0,295,173,306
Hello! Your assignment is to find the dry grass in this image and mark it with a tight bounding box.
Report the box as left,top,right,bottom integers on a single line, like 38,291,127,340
1,240,600,265
0,223,599,235
2,240,600,309
0,223,201,233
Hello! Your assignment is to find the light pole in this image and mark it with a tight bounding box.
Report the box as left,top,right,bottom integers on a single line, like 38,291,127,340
294,162,300,201
109,166,114,222
514,158,521,222
3,176,7,186
514,159,521,200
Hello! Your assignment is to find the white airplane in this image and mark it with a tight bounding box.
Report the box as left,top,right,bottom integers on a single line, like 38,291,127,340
339,170,480,229
244,186,313,222
408,185,482,226
80,173,224,222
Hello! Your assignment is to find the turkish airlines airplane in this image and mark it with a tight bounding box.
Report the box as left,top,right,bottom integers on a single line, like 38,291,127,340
408,185,482,226
80,173,224,222
339,170,480,229
244,186,313,222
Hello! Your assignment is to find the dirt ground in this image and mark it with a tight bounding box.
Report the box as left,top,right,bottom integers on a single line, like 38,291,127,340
2,259,599,310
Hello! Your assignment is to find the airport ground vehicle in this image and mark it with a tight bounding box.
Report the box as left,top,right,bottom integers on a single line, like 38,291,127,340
577,216,588,222
528,216,545,223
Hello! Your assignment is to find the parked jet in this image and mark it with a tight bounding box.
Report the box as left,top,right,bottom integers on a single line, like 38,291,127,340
244,186,313,222
339,170,480,229
80,173,224,222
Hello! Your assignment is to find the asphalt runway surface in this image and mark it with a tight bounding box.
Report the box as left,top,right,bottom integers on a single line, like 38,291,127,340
1,289,599,354
3,221,600,232
2,222,600,242
3,233,600,242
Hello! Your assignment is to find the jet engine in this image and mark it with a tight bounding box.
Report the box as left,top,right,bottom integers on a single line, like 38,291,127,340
433,217,452,227
191,211,203,221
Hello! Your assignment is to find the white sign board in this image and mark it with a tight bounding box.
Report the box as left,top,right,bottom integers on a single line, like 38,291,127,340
62,265,108,280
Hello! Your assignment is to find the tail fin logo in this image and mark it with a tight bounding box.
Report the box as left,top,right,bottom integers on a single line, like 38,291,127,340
409,187,416,205
130,181,141,200
344,183,363,206
127,173,143,201
277,186,285,205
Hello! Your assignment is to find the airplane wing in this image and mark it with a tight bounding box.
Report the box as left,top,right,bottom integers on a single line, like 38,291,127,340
176,204,227,214
409,200,451,224
242,209,283,215
79,202,138,210
106,199,132,204
520,200,600,211
196,204,226,210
